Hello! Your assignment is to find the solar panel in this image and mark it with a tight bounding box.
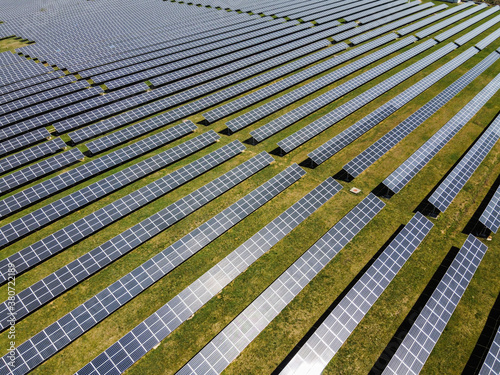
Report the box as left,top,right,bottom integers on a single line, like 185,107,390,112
308,46,475,166
74,177,341,375
0,147,84,194
0,135,237,285
479,185,500,234
0,162,302,331
279,212,433,375
276,39,436,154
343,50,500,179
434,6,500,43
476,27,500,50
0,80,90,116
202,41,348,124
70,39,332,144
338,3,441,45
415,4,488,40
0,72,66,97
0,75,77,106
454,13,500,46
67,24,348,147
0,150,276,375
479,326,500,375
382,235,487,375
428,113,500,214
0,121,196,221
226,33,399,134
0,128,50,157
0,148,271,327
397,3,473,36
179,193,388,375
0,137,67,175
382,72,500,195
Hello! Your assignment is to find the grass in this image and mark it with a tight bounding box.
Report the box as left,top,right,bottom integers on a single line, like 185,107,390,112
0,37,29,54
0,1,499,374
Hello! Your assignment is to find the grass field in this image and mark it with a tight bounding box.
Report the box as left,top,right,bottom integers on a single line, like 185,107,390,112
0,1,499,374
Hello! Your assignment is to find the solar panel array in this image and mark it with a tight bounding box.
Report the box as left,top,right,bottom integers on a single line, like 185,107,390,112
0,121,196,236
415,4,487,40
247,36,419,143
226,33,401,134
343,50,500,179
277,39,436,154
0,162,304,332
479,186,500,234
0,131,227,284
280,212,433,375
455,13,500,46
434,6,500,43
0,147,83,194
0,137,66,175
479,326,500,375
382,72,500,195
75,177,342,375
308,46,476,166
382,235,488,375
428,113,500,214
178,193,386,375
0,1,498,374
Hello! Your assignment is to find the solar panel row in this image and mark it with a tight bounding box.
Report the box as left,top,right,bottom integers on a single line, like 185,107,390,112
277,39,436,154
0,122,199,252
215,33,397,131
454,13,500,46
0,128,50,157
479,322,500,374
428,113,500,214
179,193,387,375
0,160,302,331
280,212,433,375
382,71,500,195
75,177,342,375
240,35,414,140
0,137,66,175
343,50,500,179
0,150,276,375
382,235,487,375
308,46,476,166
479,185,500,234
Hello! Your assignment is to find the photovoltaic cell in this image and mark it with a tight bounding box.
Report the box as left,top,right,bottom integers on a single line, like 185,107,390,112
479,185,500,234
0,135,239,285
0,151,275,375
428,113,500,213
382,235,487,375
178,193,386,375
0,147,84,194
277,39,436,154
247,36,418,142
308,46,475,166
75,177,342,375
280,212,433,375
382,72,500,195
0,137,67,175
0,121,196,222
343,50,500,178
434,6,500,43
0,162,303,333
226,33,399,134
479,326,500,375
